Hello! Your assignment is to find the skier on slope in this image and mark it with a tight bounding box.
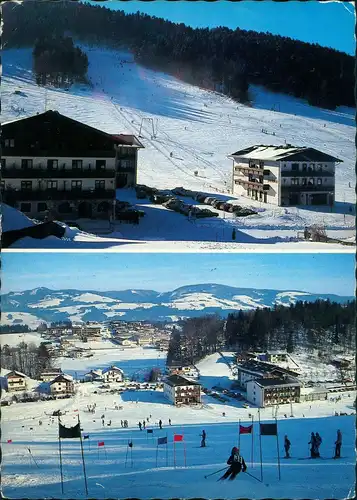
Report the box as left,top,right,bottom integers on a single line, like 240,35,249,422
200,430,206,448
315,432,322,457
308,432,318,458
284,435,291,458
219,447,247,481
138,421,142,431
334,429,342,459
159,419,162,429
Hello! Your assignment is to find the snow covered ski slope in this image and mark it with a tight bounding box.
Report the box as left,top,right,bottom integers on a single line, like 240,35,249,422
1,47,355,249
1,380,355,499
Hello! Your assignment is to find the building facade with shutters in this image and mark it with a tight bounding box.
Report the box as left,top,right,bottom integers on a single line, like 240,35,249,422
49,374,74,395
229,144,341,207
1,110,143,220
163,375,201,406
5,371,27,392
246,378,301,407
102,366,124,383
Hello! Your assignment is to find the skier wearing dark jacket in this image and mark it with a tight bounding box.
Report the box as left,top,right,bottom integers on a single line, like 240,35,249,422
308,432,318,458
284,435,291,458
219,447,247,481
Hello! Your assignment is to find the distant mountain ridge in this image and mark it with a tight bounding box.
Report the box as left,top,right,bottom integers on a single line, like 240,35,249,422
1,285,353,326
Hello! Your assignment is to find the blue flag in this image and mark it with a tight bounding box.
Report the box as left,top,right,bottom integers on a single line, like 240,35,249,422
83,434,89,440
147,429,153,434
157,436,167,445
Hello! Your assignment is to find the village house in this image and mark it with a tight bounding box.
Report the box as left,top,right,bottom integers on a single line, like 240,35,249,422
1,110,143,220
5,370,27,392
72,324,102,342
84,369,103,382
102,365,124,383
163,375,201,406
228,144,342,207
246,377,301,407
49,374,74,396
166,364,200,380
40,368,63,382
236,359,300,390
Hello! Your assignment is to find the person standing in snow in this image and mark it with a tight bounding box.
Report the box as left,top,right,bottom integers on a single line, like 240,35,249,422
334,430,342,459
315,432,322,457
200,430,206,448
284,435,291,458
219,447,247,481
309,432,318,458
138,421,142,431
143,420,146,429
169,419,171,425
159,419,162,429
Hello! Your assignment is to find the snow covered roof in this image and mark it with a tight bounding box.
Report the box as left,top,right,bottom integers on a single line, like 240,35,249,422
237,360,300,377
164,375,201,387
228,145,342,163
102,365,123,374
49,374,73,384
5,370,27,379
252,377,301,388
112,134,144,148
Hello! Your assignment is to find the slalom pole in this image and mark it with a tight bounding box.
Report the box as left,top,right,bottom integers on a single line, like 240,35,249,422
156,444,158,468
251,415,254,468
258,409,263,483
58,417,64,495
275,417,281,481
238,419,241,449
78,416,89,496
166,434,168,466
125,445,128,468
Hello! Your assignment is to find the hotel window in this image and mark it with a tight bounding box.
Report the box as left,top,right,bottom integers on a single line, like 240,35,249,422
71,180,82,190
21,181,32,191
47,159,58,169
308,163,315,172
47,180,58,190
291,178,299,185
291,163,299,171
308,178,314,186
1,158,6,169
95,180,105,190
302,163,307,171
4,139,15,147
20,202,31,213
317,164,323,172
72,160,83,170
96,160,106,170
317,178,322,185
21,159,33,169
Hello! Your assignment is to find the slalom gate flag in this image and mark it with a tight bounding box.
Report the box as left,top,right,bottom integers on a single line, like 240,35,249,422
59,422,81,439
147,429,153,434
7,439,12,443
128,441,133,448
239,425,253,434
157,436,168,445
83,434,89,440
260,423,278,436
174,434,183,442
98,441,105,447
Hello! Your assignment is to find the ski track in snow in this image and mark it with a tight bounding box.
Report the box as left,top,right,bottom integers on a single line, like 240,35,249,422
1,46,355,249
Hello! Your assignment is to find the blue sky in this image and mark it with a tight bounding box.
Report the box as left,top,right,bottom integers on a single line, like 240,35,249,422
1,253,354,296
83,1,355,55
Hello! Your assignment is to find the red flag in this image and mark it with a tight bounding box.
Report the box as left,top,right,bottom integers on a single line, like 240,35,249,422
174,434,183,442
7,439,12,443
239,424,253,434
74,409,78,412
98,441,105,447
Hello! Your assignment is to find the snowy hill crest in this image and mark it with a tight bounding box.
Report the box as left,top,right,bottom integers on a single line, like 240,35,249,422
1,285,352,326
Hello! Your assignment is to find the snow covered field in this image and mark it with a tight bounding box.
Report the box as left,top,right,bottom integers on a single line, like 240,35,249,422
1,352,356,499
1,47,355,249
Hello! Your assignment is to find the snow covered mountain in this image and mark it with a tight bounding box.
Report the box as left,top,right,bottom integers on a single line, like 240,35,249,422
1,285,353,327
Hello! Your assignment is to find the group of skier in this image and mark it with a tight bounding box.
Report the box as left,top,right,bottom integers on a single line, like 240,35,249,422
137,418,170,430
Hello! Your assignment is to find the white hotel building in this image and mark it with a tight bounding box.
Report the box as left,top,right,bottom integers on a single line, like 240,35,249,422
229,144,342,207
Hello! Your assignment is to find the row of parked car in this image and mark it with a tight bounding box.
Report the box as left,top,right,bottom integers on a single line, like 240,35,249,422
172,187,257,217
135,184,219,219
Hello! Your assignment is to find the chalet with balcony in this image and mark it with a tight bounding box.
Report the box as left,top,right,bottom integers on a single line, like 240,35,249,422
40,368,63,382
102,365,124,383
228,144,342,207
1,110,144,220
246,378,301,407
5,370,27,392
163,375,201,406
166,364,200,380
49,374,74,395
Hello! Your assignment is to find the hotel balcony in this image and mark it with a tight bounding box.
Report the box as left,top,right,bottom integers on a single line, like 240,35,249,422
281,185,334,193
281,171,334,178
1,167,116,179
235,179,270,191
2,188,116,201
